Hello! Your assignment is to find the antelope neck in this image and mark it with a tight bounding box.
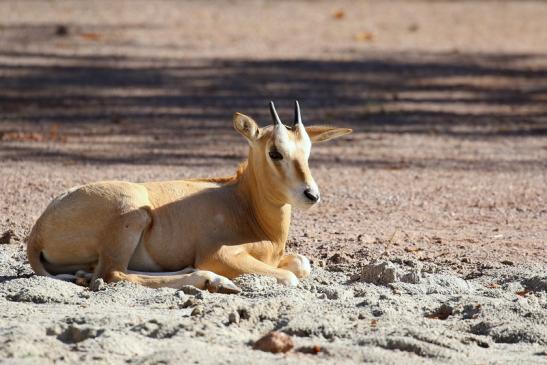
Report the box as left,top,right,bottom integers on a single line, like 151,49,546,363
234,151,291,246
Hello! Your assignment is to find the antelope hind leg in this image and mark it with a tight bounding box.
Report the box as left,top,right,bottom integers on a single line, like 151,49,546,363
106,269,241,294
88,209,240,293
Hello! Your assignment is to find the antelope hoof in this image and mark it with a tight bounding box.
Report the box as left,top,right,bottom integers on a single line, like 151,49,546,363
205,276,241,294
75,270,92,287
279,254,311,279
294,255,311,278
277,272,299,287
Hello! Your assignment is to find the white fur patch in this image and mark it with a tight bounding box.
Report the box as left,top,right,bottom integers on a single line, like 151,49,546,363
299,255,312,277
277,271,299,287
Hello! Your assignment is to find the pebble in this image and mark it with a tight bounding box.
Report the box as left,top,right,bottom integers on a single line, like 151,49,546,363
179,285,202,296
0,230,16,244
191,305,204,316
253,331,294,353
180,298,199,308
228,311,240,324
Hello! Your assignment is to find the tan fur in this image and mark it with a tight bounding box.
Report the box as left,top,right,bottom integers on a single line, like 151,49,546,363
27,109,352,293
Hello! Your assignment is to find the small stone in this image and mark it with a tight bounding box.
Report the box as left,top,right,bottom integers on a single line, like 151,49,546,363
501,260,514,266
179,285,202,295
316,260,326,268
360,261,398,285
425,304,453,320
57,325,104,343
253,331,294,354
328,252,350,264
90,278,106,292
228,311,240,324
195,291,207,300
238,307,251,320
296,345,322,354
55,25,69,36
522,276,547,292
400,270,421,284
46,325,63,336
0,229,16,244
408,23,419,32
316,286,352,300
372,308,384,317
180,298,198,308
191,306,204,316
317,293,327,299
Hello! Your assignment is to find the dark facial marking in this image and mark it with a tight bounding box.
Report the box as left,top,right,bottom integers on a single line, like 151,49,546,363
268,148,283,161
267,145,285,178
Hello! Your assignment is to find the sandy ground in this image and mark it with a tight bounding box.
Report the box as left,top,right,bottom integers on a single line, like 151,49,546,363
0,1,546,364
1,244,547,364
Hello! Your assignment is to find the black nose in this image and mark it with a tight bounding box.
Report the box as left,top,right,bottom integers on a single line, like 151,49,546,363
304,188,319,203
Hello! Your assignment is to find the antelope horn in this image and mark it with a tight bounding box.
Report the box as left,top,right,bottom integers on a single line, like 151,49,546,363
294,100,302,126
269,101,281,126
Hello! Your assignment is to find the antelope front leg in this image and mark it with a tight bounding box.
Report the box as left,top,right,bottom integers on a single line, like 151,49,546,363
278,253,311,279
204,252,299,287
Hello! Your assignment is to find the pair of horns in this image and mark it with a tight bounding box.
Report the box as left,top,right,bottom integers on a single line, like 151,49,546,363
269,101,302,127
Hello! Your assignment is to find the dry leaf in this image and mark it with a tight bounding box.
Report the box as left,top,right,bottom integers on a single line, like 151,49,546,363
49,123,59,141
408,23,419,32
370,319,378,328
2,124,65,143
516,290,529,297
355,32,374,42
486,283,499,289
333,10,345,19
405,247,423,253
81,32,101,41
1,132,45,142
297,345,322,355
55,25,69,36
432,236,443,244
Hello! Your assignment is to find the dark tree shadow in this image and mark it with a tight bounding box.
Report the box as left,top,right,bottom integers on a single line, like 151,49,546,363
0,44,546,170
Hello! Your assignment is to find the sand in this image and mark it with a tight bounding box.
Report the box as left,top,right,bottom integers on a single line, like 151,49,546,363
1,1,546,363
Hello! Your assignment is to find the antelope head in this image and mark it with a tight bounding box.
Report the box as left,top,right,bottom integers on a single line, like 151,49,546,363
234,101,352,209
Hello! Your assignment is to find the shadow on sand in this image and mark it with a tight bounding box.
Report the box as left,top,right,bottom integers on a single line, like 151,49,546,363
1,47,545,170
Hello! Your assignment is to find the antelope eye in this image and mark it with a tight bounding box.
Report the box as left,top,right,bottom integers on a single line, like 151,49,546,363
268,149,283,161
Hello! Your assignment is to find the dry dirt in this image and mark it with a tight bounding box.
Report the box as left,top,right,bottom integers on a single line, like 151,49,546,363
0,1,546,364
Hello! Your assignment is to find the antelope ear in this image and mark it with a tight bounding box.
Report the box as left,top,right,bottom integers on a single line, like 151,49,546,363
233,113,260,142
305,126,352,143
